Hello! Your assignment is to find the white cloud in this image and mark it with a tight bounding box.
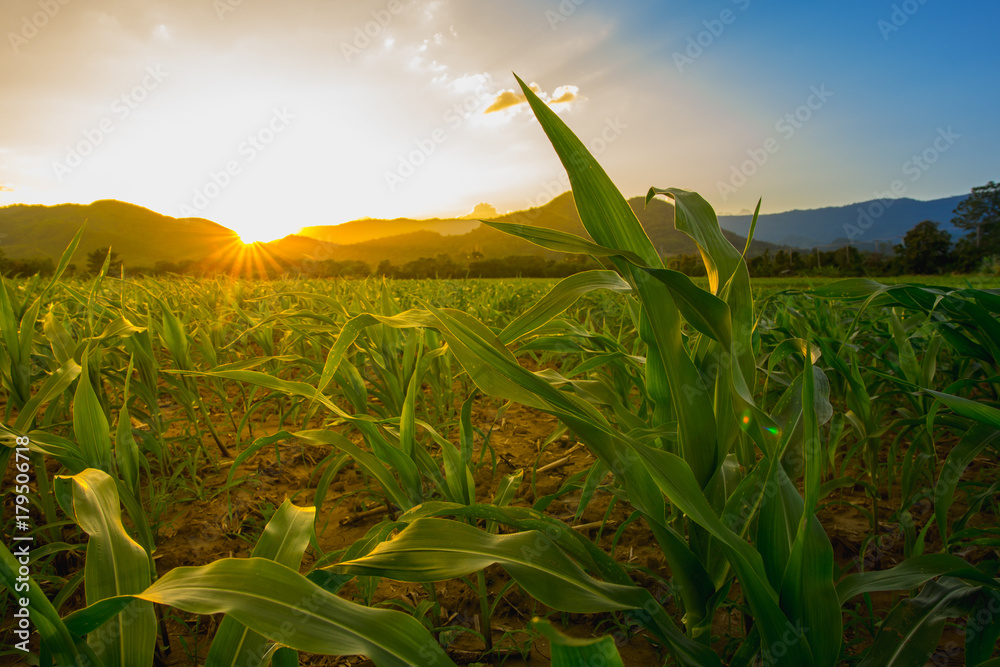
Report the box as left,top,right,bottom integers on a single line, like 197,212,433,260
483,82,582,115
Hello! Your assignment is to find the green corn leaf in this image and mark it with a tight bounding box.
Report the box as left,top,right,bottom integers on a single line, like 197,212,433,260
629,445,813,664
0,541,96,666
531,618,624,667
924,388,1000,430
226,430,295,488
646,187,742,295
206,500,316,667
498,270,632,345
73,349,112,472
399,362,419,460
889,309,922,386
42,309,77,366
934,424,1000,547
481,220,650,267
0,276,20,364
334,517,719,666
61,468,156,667
333,517,639,611
91,315,145,344
777,355,842,667
14,357,81,432
514,74,661,267
493,470,524,508
858,578,982,667
114,360,140,494
397,501,631,586
295,429,413,510
158,301,191,370
42,223,85,297
135,558,456,667
639,267,733,346
965,588,1000,665
316,310,438,396
837,553,999,603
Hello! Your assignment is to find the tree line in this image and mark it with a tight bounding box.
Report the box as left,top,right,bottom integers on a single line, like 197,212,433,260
738,181,999,278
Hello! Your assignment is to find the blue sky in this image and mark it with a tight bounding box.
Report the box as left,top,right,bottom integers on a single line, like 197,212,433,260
0,0,996,241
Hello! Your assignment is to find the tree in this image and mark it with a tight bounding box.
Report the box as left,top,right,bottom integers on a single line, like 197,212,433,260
86,247,122,275
833,245,863,276
951,181,1000,259
898,220,952,274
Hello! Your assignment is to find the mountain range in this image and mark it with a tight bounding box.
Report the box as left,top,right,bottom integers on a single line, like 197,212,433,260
718,194,967,251
0,191,969,270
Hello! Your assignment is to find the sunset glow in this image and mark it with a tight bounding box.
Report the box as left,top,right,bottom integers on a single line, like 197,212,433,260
1,1,997,241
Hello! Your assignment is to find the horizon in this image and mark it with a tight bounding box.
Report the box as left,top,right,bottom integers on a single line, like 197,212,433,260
0,188,972,238
1,1,996,242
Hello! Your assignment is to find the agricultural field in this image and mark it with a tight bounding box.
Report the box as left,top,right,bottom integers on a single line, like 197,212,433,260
2,81,1000,667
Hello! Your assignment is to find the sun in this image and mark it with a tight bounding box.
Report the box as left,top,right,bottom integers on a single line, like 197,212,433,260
230,215,287,244
238,230,273,244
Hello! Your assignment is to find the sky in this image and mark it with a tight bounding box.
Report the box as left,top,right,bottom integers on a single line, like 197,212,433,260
1,0,997,243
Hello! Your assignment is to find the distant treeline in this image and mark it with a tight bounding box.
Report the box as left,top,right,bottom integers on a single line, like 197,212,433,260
3,242,998,280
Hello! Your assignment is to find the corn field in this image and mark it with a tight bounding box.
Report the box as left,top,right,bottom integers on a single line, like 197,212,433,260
2,77,999,667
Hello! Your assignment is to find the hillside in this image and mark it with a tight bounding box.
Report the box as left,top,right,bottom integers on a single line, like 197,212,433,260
299,217,481,245
0,200,240,267
294,192,783,266
719,195,967,248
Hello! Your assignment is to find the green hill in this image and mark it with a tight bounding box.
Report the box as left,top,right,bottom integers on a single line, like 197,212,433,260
0,200,240,267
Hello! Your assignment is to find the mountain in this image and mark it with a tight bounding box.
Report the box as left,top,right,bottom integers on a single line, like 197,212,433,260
293,192,784,266
0,200,240,266
462,203,499,220
2,192,968,272
718,195,967,248
299,217,480,245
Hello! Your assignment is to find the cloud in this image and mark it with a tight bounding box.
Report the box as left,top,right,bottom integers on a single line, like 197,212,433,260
483,88,531,114
0,184,13,192
548,85,580,105
484,82,581,114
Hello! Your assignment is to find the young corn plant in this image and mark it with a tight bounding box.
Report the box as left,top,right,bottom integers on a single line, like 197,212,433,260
308,74,839,665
